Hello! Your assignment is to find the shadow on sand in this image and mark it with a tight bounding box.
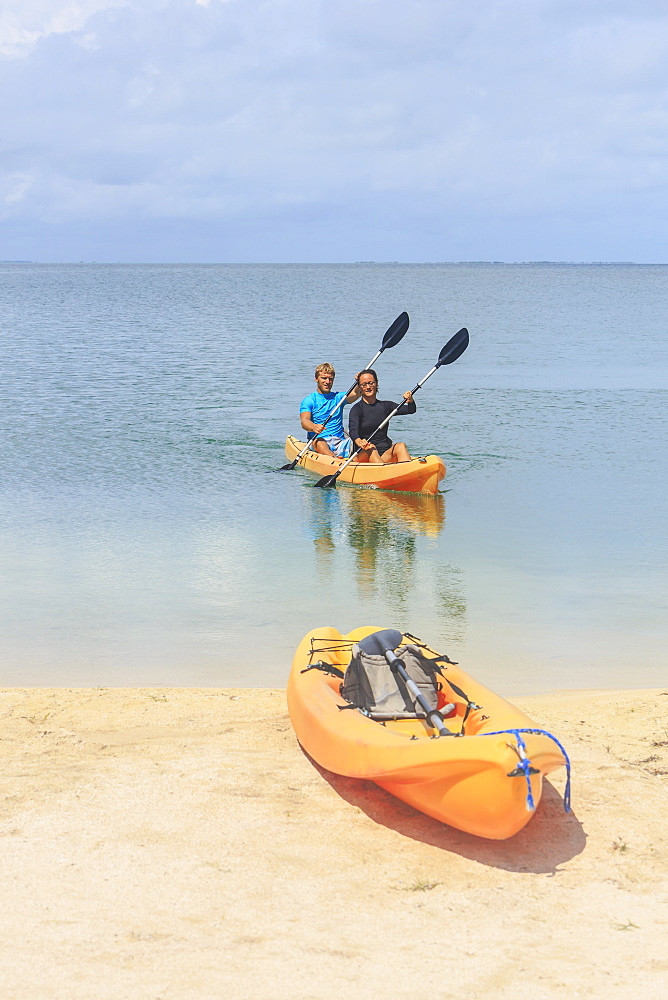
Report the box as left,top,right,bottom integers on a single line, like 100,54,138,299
308,753,585,875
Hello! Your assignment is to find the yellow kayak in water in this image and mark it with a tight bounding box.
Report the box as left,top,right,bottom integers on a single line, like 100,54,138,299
288,626,571,840
284,436,446,494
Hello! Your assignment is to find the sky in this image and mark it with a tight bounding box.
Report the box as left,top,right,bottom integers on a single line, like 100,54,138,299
2,0,668,262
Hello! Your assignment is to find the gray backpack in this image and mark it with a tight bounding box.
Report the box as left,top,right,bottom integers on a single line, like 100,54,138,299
341,643,440,720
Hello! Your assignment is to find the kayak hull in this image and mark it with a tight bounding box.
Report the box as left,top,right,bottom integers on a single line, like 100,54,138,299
284,436,445,494
288,627,569,840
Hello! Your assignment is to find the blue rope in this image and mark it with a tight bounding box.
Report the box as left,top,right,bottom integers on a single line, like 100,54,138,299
480,728,572,814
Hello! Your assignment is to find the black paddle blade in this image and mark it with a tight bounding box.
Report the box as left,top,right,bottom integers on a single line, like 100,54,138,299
313,472,339,488
279,459,298,470
436,327,469,368
381,311,409,351
357,629,404,656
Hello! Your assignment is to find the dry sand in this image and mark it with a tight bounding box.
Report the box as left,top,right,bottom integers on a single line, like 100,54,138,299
1,685,667,999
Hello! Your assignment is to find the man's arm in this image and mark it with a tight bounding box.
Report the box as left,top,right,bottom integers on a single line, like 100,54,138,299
300,410,325,435
345,375,362,403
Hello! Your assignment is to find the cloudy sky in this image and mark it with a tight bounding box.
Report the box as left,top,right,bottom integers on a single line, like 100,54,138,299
2,0,668,262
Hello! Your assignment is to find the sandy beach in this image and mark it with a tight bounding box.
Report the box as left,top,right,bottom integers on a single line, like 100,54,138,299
1,686,667,999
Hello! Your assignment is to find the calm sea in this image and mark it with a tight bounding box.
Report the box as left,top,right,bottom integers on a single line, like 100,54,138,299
1,263,666,693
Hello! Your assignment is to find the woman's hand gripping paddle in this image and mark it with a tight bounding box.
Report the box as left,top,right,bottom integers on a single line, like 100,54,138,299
357,629,456,737
279,311,410,471
313,326,469,488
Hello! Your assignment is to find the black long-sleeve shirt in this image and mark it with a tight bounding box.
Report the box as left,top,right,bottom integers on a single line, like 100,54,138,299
348,396,416,455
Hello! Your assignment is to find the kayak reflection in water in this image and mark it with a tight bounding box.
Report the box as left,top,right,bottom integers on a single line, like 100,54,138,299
347,368,416,464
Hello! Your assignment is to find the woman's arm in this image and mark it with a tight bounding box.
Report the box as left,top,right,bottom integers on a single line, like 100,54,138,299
394,391,416,415
347,402,361,443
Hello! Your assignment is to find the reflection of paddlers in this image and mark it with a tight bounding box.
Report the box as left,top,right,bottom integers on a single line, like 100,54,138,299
342,487,445,538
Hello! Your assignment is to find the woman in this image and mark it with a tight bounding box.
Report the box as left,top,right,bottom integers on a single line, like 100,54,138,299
347,369,416,464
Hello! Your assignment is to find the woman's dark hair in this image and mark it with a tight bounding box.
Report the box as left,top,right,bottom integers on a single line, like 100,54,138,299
357,369,378,385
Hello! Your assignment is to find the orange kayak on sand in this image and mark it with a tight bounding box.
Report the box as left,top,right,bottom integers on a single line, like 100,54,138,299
284,435,445,494
287,626,571,841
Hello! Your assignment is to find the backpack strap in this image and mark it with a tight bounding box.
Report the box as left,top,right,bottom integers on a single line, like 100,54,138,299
402,632,458,665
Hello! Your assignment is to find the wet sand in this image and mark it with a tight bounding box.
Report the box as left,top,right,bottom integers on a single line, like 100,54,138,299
1,686,667,999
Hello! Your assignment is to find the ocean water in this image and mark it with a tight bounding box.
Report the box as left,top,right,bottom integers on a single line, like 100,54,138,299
1,262,666,693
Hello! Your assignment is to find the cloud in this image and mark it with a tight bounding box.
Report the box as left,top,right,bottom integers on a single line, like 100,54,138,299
0,0,128,58
1,0,668,259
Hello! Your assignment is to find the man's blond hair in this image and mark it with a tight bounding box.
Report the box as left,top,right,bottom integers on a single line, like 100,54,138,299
315,362,335,378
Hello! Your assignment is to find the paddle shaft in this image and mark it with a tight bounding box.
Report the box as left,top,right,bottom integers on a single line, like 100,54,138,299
357,629,454,738
385,650,454,737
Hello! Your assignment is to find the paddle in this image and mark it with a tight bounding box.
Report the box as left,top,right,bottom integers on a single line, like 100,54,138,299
313,326,469,488
357,629,455,737
280,311,410,471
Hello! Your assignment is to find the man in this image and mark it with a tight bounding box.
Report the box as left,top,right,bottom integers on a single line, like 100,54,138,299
348,368,416,464
300,363,361,457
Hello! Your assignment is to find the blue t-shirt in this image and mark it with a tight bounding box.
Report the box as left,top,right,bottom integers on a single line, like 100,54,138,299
300,390,349,439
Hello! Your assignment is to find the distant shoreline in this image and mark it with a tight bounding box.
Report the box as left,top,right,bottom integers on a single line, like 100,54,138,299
2,259,663,266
